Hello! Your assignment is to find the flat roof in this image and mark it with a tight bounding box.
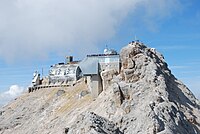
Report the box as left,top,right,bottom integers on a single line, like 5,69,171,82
87,54,119,57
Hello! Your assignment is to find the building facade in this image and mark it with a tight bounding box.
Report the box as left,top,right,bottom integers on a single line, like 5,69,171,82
29,49,120,98
79,49,120,98
49,63,81,84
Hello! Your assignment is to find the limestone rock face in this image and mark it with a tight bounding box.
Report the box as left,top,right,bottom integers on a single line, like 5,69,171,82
66,112,123,134
0,42,200,134
101,69,118,90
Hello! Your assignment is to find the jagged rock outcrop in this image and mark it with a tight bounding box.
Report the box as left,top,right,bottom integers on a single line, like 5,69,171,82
66,112,123,134
101,69,119,90
0,41,199,134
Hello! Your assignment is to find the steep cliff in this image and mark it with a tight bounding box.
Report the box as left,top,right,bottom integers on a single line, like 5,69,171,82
0,42,199,134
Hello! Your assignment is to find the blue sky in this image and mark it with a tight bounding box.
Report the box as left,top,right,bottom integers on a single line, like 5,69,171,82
0,0,200,105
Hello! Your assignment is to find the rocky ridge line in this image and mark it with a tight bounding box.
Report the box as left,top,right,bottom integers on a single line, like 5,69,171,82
0,41,199,134
68,42,200,133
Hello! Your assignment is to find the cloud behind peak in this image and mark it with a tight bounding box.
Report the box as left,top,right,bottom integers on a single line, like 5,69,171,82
0,0,182,63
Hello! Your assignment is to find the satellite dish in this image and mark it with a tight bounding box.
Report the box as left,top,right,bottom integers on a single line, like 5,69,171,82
33,71,37,77
104,48,108,54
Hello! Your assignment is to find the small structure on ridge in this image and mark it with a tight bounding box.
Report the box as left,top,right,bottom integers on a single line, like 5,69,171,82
79,48,120,98
29,47,121,98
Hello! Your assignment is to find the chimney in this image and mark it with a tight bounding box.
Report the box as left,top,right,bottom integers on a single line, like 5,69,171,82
66,56,73,64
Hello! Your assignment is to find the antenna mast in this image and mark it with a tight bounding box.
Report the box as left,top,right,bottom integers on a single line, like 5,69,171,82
134,35,137,41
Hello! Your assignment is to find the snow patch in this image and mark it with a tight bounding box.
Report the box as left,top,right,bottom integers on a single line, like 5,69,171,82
0,85,24,107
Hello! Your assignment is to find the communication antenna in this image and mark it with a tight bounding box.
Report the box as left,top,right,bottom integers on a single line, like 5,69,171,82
134,35,137,41
104,44,110,54
105,44,108,49
42,67,43,77
134,35,140,43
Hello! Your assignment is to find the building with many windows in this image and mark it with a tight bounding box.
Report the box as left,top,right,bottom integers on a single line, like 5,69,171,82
79,49,120,98
30,48,120,98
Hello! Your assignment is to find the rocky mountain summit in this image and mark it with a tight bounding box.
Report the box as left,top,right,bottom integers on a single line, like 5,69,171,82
0,41,200,134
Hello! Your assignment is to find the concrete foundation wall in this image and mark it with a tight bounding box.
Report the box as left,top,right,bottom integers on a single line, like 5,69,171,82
86,75,103,98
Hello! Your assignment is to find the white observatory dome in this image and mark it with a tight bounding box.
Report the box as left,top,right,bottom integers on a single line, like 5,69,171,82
104,48,108,54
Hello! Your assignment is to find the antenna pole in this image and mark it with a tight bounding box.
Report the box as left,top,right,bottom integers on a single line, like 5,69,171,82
105,44,108,49
134,35,137,41
42,67,43,77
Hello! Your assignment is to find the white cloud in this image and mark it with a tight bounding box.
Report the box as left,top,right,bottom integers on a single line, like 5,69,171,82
0,85,24,106
0,0,182,62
